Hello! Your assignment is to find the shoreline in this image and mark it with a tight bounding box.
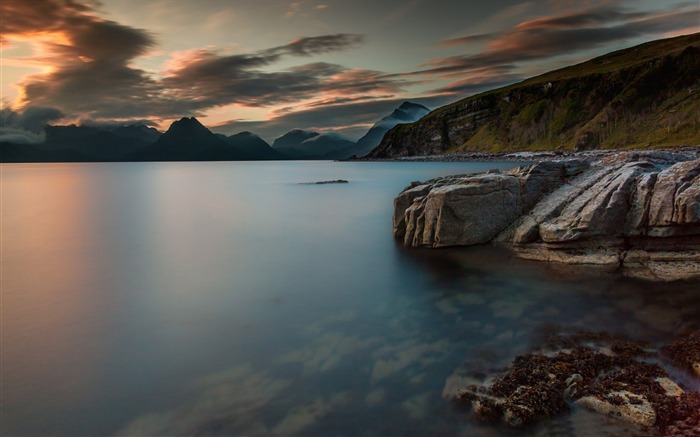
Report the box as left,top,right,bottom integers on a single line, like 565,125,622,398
347,145,700,163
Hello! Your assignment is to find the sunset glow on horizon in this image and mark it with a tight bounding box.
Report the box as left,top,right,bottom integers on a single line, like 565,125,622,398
1,0,698,141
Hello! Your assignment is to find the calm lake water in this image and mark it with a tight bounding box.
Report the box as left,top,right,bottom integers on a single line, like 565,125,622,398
2,161,699,436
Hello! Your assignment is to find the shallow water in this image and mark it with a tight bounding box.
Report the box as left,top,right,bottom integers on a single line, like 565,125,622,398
2,161,698,436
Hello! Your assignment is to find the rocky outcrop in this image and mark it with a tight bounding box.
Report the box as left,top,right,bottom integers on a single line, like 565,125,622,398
370,34,700,158
393,151,700,281
446,329,700,432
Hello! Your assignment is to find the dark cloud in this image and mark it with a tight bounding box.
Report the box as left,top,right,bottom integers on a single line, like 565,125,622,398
3,0,165,119
436,33,497,47
15,106,66,132
0,0,92,42
513,6,650,30
424,5,699,77
162,54,408,109
4,1,377,121
288,62,346,76
264,34,365,57
0,106,65,132
0,106,65,143
301,94,397,109
428,76,522,95
66,19,155,61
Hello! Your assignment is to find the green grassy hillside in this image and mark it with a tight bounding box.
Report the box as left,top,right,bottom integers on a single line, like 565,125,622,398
371,33,700,157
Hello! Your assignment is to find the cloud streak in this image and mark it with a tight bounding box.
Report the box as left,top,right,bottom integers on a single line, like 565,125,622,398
424,4,699,80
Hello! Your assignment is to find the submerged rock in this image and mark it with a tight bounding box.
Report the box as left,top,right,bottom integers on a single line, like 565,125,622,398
446,329,700,433
662,330,700,378
393,151,700,281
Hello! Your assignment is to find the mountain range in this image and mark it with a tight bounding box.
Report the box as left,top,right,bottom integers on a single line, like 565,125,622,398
1,102,430,163
370,33,700,158
6,33,696,163
271,131,355,159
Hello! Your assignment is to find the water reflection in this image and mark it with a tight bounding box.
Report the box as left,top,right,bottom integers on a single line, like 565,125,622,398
2,166,109,422
2,161,698,436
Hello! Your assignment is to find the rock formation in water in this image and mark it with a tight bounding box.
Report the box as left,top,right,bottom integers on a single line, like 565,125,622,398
444,328,700,433
662,331,700,378
393,151,700,281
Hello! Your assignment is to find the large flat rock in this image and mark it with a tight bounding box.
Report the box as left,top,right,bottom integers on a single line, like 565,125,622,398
393,151,700,281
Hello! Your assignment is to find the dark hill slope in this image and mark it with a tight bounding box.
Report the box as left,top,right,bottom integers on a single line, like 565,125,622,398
222,132,288,160
43,125,151,161
370,33,700,158
134,117,239,161
354,102,429,157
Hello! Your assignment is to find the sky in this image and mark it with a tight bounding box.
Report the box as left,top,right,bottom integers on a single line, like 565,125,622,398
1,0,698,143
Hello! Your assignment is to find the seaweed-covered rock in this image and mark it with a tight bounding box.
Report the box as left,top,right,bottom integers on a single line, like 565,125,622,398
446,329,700,432
575,390,656,427
658,392,700,437
662,330,700,378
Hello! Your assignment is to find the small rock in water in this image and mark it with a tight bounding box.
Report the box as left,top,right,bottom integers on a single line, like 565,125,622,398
300,179,349,185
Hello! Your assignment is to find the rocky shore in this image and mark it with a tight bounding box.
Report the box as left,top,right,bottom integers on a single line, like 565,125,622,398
393,150,700,281
444,328,700,435
355,146,700,163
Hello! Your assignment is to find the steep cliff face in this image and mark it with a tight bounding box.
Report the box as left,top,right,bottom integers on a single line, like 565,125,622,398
371,33,700,158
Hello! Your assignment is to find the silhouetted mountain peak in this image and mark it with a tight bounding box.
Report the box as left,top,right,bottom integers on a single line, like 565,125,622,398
351,101,431,157
165,117,209,134
223,130,288,160
386,102,430,123
398,101,429,111
230,131,258,138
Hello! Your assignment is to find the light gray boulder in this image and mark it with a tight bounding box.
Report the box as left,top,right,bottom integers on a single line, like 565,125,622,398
647,159,700,236
392,153,700,281
393,184,432,238
539,162,655,243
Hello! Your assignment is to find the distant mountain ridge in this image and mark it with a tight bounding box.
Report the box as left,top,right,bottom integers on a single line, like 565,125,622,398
272,129,320,150
354,102,429,157
269,101,430,160
1,123,160,162
135,117,231,161
370,33,700,158
221,131,287,160
272,130,356,159
135,117,288,161
1,101,431,162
